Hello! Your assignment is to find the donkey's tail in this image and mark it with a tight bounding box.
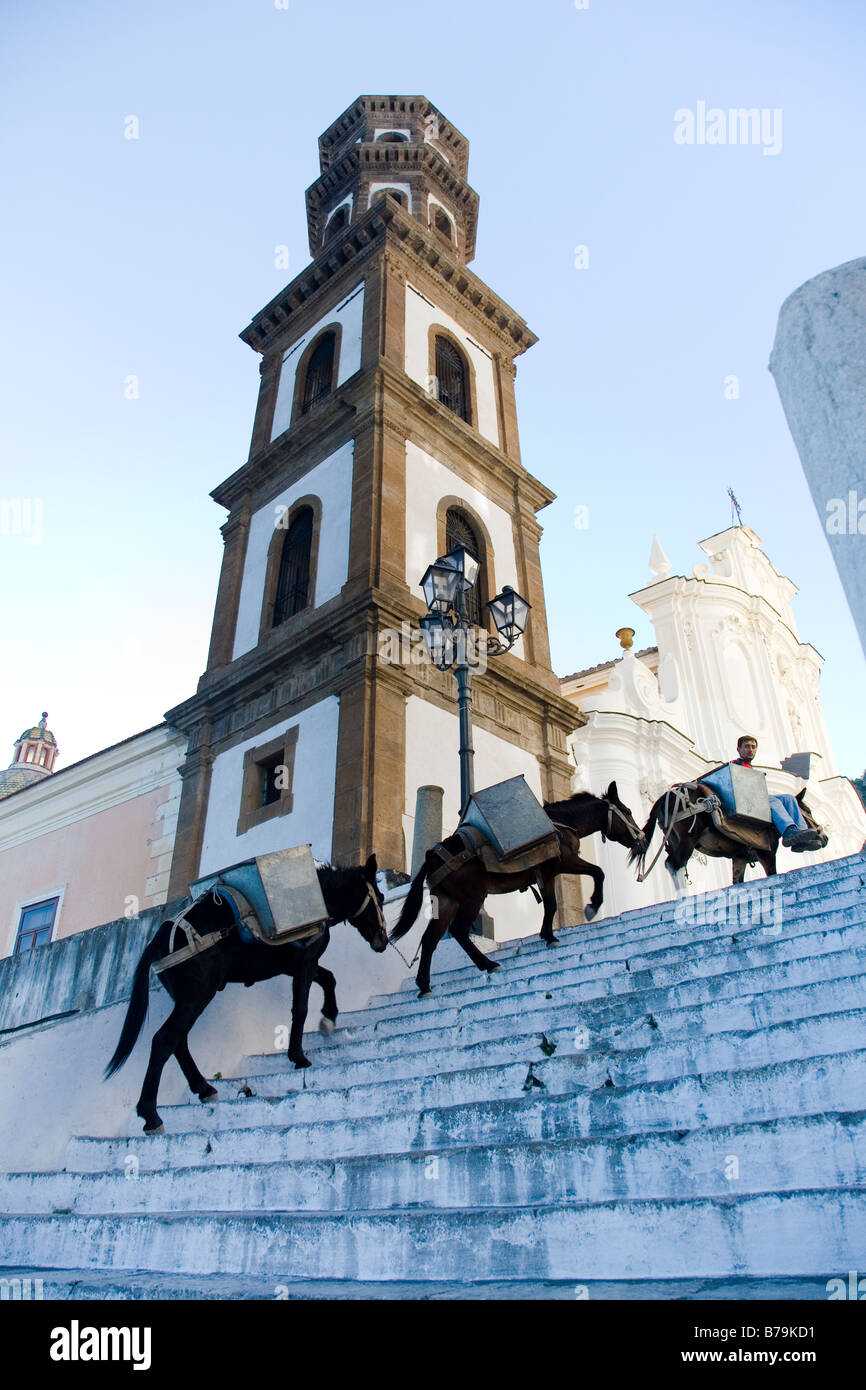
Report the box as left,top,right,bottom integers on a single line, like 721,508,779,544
629,798,662,868
104,921,171,1078
390,861,429,943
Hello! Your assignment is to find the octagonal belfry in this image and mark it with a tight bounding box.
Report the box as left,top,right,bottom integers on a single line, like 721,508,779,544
306,95,479,263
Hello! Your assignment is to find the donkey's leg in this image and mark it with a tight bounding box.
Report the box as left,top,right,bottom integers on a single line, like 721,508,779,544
288,961,318,1068
574,860,605,922
540,886,560,945
758,849,778,878
450,901,500,975
174,1038,218,1103
731,857,747,885
416,896,455,997
315,964,338,1036
137,996,212,1135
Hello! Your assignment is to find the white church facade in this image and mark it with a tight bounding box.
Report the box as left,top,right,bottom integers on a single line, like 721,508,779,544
563,523,866,918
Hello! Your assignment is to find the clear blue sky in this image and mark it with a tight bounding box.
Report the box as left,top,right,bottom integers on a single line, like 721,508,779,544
2,0,864,775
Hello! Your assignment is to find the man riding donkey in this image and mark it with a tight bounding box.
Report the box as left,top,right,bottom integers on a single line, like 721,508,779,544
715,735,824,852
631,734,827,886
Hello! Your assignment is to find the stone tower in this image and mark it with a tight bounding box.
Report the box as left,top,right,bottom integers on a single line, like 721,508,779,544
166,95,581,925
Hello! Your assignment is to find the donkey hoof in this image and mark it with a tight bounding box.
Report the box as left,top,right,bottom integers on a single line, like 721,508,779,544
292,1055,312,1070
198,1084,218,1103
584,905,598,922
143,1121,165,1136
545,937,561,948
319,1016,336,1037
486,961,502,973
417,987,432,999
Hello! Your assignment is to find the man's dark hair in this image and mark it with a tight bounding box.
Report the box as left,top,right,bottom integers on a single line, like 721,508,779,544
737,734,758,749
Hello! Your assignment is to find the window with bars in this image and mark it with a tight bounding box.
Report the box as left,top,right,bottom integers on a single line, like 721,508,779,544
434,336,470,422
273,508,313,626
301,333,336,414
445,508,484,626
15,897,58,953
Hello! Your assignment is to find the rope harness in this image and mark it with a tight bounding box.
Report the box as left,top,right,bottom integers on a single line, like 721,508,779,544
635,784,722,882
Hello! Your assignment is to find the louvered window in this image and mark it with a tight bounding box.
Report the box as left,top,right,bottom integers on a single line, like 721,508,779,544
273,508,313,626
301,333,336,414
435,336,469,422
445,508,483,626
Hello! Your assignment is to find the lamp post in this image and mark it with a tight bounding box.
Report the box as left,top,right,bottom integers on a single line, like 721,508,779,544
419,547,531,815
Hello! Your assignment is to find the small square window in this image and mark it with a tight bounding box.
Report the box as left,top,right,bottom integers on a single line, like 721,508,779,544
237,727,299,836
15,897,59,953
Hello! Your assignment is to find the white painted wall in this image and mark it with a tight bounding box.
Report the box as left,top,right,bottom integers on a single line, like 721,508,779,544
404,440,524,660
404,284,500,447
198,698,340,878
232,441,354,660
270,282,365,442
404,694,545,941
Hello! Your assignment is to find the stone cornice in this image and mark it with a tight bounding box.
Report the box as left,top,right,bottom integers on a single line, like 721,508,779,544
211,362,554,520
167,586,583,758
239,200,537,362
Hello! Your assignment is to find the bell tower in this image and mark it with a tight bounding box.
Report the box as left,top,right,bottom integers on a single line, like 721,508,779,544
167,95,583,925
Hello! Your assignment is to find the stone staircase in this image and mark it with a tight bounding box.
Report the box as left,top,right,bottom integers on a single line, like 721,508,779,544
1,853,865,1299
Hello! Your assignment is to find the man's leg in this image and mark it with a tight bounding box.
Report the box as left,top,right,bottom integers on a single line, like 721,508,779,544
771,794,822,850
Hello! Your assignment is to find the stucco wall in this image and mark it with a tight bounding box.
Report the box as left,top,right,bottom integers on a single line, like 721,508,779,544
0,726,185,957
198,697,340,878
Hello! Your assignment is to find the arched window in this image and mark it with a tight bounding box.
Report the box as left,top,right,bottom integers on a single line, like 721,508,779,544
375,131,409,143
300,332,336,415
323,206,349,245
445,507,484,626
433,207,454,242
435,335,470,423
273,507,313,626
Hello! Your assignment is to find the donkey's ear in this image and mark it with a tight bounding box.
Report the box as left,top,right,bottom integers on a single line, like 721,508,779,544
796,789,806,803
606,781,619,800
364,853,378,879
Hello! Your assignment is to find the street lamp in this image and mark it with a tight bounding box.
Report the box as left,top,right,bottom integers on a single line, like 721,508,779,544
419,548,531,814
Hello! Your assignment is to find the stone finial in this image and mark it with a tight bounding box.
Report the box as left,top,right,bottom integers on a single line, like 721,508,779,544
649,536,672,578
615,627,635,651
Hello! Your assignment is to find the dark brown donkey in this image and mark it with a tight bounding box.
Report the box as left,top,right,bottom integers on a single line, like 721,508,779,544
390,786,645,996
106,857,387,1134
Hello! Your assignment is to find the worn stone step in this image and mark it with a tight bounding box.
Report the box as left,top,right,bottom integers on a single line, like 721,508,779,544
379,856,866,1000
2,1188,863,1280
65,1047,866,1171
333,911,866,1034
0,1267,838,1300
297,945,866,1061
378,889,866,1011
210,1005,866,1105
6,1111,864,1216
